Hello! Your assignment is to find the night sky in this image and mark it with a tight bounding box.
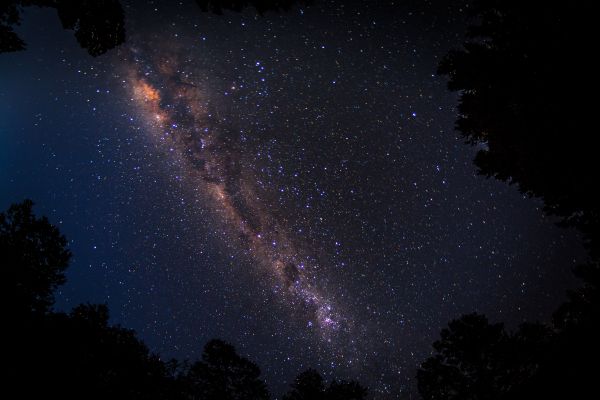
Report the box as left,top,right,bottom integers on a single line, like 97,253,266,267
0,1,586,398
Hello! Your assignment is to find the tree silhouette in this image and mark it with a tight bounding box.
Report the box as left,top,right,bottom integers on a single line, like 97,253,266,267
431,1,600,397
437,0,599,255
13,303,181,399
283,368,367,400
1,199,71,316
283,369,326,400
3,200,180,399
1,0,125,56
417,313,552,400
0,1,24,52
181,339,270,400
542,261,600,399
325,380,368,400
1,0,310,56
2,199,367,398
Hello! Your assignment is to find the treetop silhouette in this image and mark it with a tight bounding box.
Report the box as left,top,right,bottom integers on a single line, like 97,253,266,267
0,0,125,56
1,199,71,315
283,367,367,400
417,313,555,400
1,0,310,56
3,199,361,399
182,338,270,400
437,0,599,255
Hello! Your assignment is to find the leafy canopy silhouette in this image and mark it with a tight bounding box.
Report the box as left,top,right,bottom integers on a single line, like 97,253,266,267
182,339,270,400
1,0,310,56
421,1,600,398
283,368,367,400
3,200,363,399
0,0,125,56
1,199,71,315
437,0,598,254
417,313,552,400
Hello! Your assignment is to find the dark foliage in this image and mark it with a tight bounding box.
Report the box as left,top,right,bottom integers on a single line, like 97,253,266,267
417,314,552,400
4,200,177,398
418,306,600,399
544,261,600,398
283,369,326,400
424,1,600,398
326,380,368,400
3,200,362,399
1,199,71,315
52,0,126,57
10,304,182,399
0,1,24,52
1,0,309,56
181,339,270,400
2,200,264,399
437,0,599,255
283,368,367,400
1,0,125,56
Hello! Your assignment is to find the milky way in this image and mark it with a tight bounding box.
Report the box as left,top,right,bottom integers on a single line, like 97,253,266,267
125,48,353,343
3,3,587,398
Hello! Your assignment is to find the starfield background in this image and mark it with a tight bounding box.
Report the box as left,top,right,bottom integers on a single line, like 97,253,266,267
2,1,598,399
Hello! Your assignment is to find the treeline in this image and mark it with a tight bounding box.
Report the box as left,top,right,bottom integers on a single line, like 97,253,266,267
417,1,599,398
2,200,367,400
